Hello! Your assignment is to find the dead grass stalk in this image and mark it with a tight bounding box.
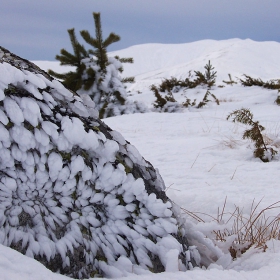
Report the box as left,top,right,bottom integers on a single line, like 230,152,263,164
181,198,280,258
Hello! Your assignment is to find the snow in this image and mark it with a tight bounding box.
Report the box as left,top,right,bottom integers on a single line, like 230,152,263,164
0,38,280,279
1,240,280,280
4,97,24,125
109,39,280,92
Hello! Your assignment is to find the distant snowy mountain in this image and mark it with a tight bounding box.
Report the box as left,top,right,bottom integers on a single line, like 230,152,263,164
35,39,280,93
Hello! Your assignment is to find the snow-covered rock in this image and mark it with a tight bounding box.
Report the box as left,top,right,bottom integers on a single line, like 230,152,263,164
0,46,199,278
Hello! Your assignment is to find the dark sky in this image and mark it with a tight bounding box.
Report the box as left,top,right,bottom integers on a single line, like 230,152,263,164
1,0,280,60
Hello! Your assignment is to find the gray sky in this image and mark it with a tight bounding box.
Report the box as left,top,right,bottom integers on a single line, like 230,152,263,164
1,0,280,61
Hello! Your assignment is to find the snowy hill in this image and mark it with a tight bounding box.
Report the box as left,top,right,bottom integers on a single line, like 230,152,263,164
110,39,280,92
3,39,280,279
36,39,280,93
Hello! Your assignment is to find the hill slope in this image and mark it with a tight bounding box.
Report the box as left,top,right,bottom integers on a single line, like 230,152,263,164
35,39,280,93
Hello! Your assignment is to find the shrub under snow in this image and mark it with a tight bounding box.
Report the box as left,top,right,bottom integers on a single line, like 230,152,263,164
78,56,148,118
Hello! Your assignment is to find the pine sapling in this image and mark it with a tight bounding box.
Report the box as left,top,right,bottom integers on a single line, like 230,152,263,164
48,11,145,119
240,75,280,105
194,60,217,88
151,85,167,109
240,75,280,90
165,92,176,102
197,90,220,108
204,60,217,87
48,28,88,92
182,98,196,108
114,56,135,83
80,12,120,71
223,74,237,86
151,87,175,105
227,108,277,162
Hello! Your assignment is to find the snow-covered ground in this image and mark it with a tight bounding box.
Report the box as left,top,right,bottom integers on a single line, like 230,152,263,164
2,38,280,279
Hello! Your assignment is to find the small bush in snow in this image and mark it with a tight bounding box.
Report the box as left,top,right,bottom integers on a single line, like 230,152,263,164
197,90,220,108
150,61,219,112
151,85,182,112
194,60,217,88
151,84,219,112
240,75,280,105
227,108,278,162
240,74,280,90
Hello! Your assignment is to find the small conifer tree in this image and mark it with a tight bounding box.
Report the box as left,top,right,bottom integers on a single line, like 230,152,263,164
48,29,89,92
197,90,219,108
80,12,120,71
227,108,277,162
204,60,217,86
194,60,217,88
48,12,143,118
114,56,135,83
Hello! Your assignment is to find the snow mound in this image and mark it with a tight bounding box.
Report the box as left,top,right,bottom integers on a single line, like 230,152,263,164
0,46,199,279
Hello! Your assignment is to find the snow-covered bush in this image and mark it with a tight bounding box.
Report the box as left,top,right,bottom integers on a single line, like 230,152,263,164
151,83,219,113
227,108,278,162
150,61,219,112
0,46,200,278
78,56,147,118
240,74,280,90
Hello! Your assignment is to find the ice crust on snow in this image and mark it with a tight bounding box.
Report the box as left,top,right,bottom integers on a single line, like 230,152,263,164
0,47,198,278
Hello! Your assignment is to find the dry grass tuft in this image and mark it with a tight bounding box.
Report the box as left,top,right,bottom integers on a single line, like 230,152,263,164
219,136,243,149
210,135,243,150
181,198,280,259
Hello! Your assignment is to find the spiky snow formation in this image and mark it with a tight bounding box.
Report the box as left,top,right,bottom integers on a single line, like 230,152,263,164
78,56,148,119
0,47,200,278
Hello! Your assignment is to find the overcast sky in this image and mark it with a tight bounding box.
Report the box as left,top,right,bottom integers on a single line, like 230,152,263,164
1,0,280,61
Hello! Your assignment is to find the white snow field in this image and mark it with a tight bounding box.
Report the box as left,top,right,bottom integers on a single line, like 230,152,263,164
2,38,280,279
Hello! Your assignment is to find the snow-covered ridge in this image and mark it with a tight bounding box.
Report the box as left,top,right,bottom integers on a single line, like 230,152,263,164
35,39,280,93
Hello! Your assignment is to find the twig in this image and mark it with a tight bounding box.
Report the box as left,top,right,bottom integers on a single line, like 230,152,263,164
231,165,243,180
165,183,174,192
218,196,227,222
191,153,200,169
199,113,210,132
208,164,216,172
165,183,181,192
